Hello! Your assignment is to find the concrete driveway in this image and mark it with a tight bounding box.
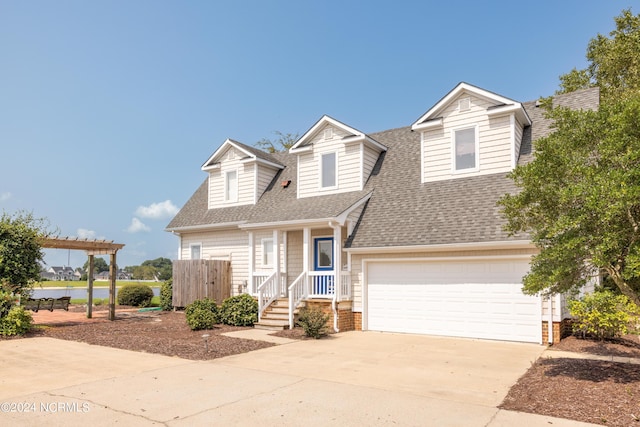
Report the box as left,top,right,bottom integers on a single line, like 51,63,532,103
0,332,597,426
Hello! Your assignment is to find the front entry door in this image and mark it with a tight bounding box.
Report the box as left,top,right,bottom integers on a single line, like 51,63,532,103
313,237,334,295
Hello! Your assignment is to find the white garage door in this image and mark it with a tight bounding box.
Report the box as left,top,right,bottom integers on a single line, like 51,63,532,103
366,259,541,343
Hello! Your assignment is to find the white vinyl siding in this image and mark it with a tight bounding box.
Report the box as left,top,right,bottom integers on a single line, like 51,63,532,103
287,231,303,284
422,93,517,183
256,164,278,201
362,144,379,183
208,147,255,208
297,124,364,198
180,229,248,296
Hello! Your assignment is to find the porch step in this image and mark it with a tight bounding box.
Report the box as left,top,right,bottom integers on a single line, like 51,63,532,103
255,298,305,331
254,318,290,331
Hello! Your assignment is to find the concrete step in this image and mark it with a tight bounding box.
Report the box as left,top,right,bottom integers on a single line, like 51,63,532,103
254,318,289,331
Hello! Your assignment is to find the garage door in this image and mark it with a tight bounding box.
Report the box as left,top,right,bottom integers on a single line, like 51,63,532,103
366,259,541,343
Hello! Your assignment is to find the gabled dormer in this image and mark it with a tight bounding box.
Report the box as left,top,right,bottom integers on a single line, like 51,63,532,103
411,82,531,183
289,115,386,198
201,139,284,209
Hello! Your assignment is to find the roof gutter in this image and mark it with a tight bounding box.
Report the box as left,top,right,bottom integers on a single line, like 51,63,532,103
165,221,247,233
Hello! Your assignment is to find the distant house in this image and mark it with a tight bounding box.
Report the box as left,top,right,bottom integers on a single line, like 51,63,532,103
93,270,132,281
43,266,79,281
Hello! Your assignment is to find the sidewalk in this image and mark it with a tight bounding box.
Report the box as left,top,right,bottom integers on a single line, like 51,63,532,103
543,348,640,365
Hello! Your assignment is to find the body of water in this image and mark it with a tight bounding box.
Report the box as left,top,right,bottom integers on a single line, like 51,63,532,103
32,287,160,300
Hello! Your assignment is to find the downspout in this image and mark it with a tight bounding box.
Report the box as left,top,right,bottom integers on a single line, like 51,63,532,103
329,221,341,333
547,296,554,345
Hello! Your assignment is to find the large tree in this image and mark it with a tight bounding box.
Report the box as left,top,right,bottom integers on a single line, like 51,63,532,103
255,131,299,153
499,9,640,306
0,211,54,297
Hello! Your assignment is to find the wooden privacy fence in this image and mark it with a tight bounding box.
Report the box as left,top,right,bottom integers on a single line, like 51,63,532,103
172,260,231,307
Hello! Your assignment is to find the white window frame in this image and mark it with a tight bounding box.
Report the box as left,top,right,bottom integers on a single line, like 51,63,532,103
261,238,274,267
451,125,479,173
320,151,338,189
190,243,202,260
225,169,238,202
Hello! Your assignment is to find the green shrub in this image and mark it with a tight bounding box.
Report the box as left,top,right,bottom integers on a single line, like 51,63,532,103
0,306,32,336
160,279,173,311
0,290,14,318
185,298,219,330
220,294,258,326
296,306,330,339
117,284,154,307
569,290,640,340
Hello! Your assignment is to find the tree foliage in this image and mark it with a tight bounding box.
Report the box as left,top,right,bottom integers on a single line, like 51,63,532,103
255,131,299,153
499,9,640,306
556,9,640,102
0,211,53,297
82,257,109,276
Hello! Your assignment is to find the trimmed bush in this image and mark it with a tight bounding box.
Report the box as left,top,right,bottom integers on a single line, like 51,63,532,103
0,306,32,336
219,294,258,326
569,290,640,340
296,306,330,339
185,298,219,330
160,279,173,311
117,284,154,307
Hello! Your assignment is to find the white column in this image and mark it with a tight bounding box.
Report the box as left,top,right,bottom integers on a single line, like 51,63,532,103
333,224,342,299
248,231,254,294
273,229,280,295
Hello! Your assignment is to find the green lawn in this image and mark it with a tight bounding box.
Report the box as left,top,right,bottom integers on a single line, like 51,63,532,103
69,296,161,306
36,280,161,288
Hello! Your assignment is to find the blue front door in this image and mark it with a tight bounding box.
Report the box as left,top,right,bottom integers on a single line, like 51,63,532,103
313,237,334,295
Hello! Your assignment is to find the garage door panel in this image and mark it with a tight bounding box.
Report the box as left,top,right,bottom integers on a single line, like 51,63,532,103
366,260,541,343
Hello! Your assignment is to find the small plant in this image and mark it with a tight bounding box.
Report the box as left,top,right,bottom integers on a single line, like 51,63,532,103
219,294,258,326
569,290,640,340
185,298,219,330
117,284,154,307
296,306,330,339
0,306,33,336
160,279,173,311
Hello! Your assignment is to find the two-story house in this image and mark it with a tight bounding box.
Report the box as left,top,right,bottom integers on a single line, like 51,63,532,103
166,82,600,344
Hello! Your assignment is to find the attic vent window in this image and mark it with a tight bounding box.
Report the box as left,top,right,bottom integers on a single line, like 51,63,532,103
324,128,333,140
227,150,236,160
458,98,471,112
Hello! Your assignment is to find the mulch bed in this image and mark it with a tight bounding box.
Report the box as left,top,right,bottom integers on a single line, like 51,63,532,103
500,334,640,427
22,309,275,360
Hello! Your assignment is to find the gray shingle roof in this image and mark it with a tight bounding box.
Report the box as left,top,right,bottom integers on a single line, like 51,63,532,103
167,87,600,248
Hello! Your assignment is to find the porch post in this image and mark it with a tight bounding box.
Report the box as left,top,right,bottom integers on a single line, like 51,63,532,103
303,227,310,293
248,231,254,293
273,230,281,295
333,224,342,300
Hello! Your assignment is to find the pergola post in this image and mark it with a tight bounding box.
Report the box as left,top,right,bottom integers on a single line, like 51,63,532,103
109,253,117,321
87,254,94,318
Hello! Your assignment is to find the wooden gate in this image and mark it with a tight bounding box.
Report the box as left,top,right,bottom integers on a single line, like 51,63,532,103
172,260,231,307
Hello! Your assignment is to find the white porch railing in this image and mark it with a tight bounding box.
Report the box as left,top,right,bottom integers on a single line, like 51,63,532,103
288,271,307,328
287,270,352,328
257,272,279,319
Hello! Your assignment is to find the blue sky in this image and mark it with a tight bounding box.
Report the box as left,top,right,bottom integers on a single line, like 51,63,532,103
0,1,633,269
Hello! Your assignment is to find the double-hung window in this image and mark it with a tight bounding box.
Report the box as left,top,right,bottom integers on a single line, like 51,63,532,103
453,126,478,172
262,238,274,267
321,152,336,188
225,170,238,202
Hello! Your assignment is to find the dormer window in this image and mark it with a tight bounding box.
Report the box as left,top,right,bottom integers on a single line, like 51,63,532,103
225,170,238,202
453,126,478,172
321,152,337,188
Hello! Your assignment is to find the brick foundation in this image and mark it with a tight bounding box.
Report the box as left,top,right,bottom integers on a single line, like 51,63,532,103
303,300,358,332
541,319,572,344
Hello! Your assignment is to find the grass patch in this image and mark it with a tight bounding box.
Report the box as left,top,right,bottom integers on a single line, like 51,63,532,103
35,280,160,288
68,296,160,307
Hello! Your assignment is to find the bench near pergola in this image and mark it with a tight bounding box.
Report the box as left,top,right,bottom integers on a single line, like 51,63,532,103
41,237,125,321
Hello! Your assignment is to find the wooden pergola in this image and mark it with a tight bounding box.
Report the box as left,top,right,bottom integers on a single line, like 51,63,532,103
41,237,125,321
